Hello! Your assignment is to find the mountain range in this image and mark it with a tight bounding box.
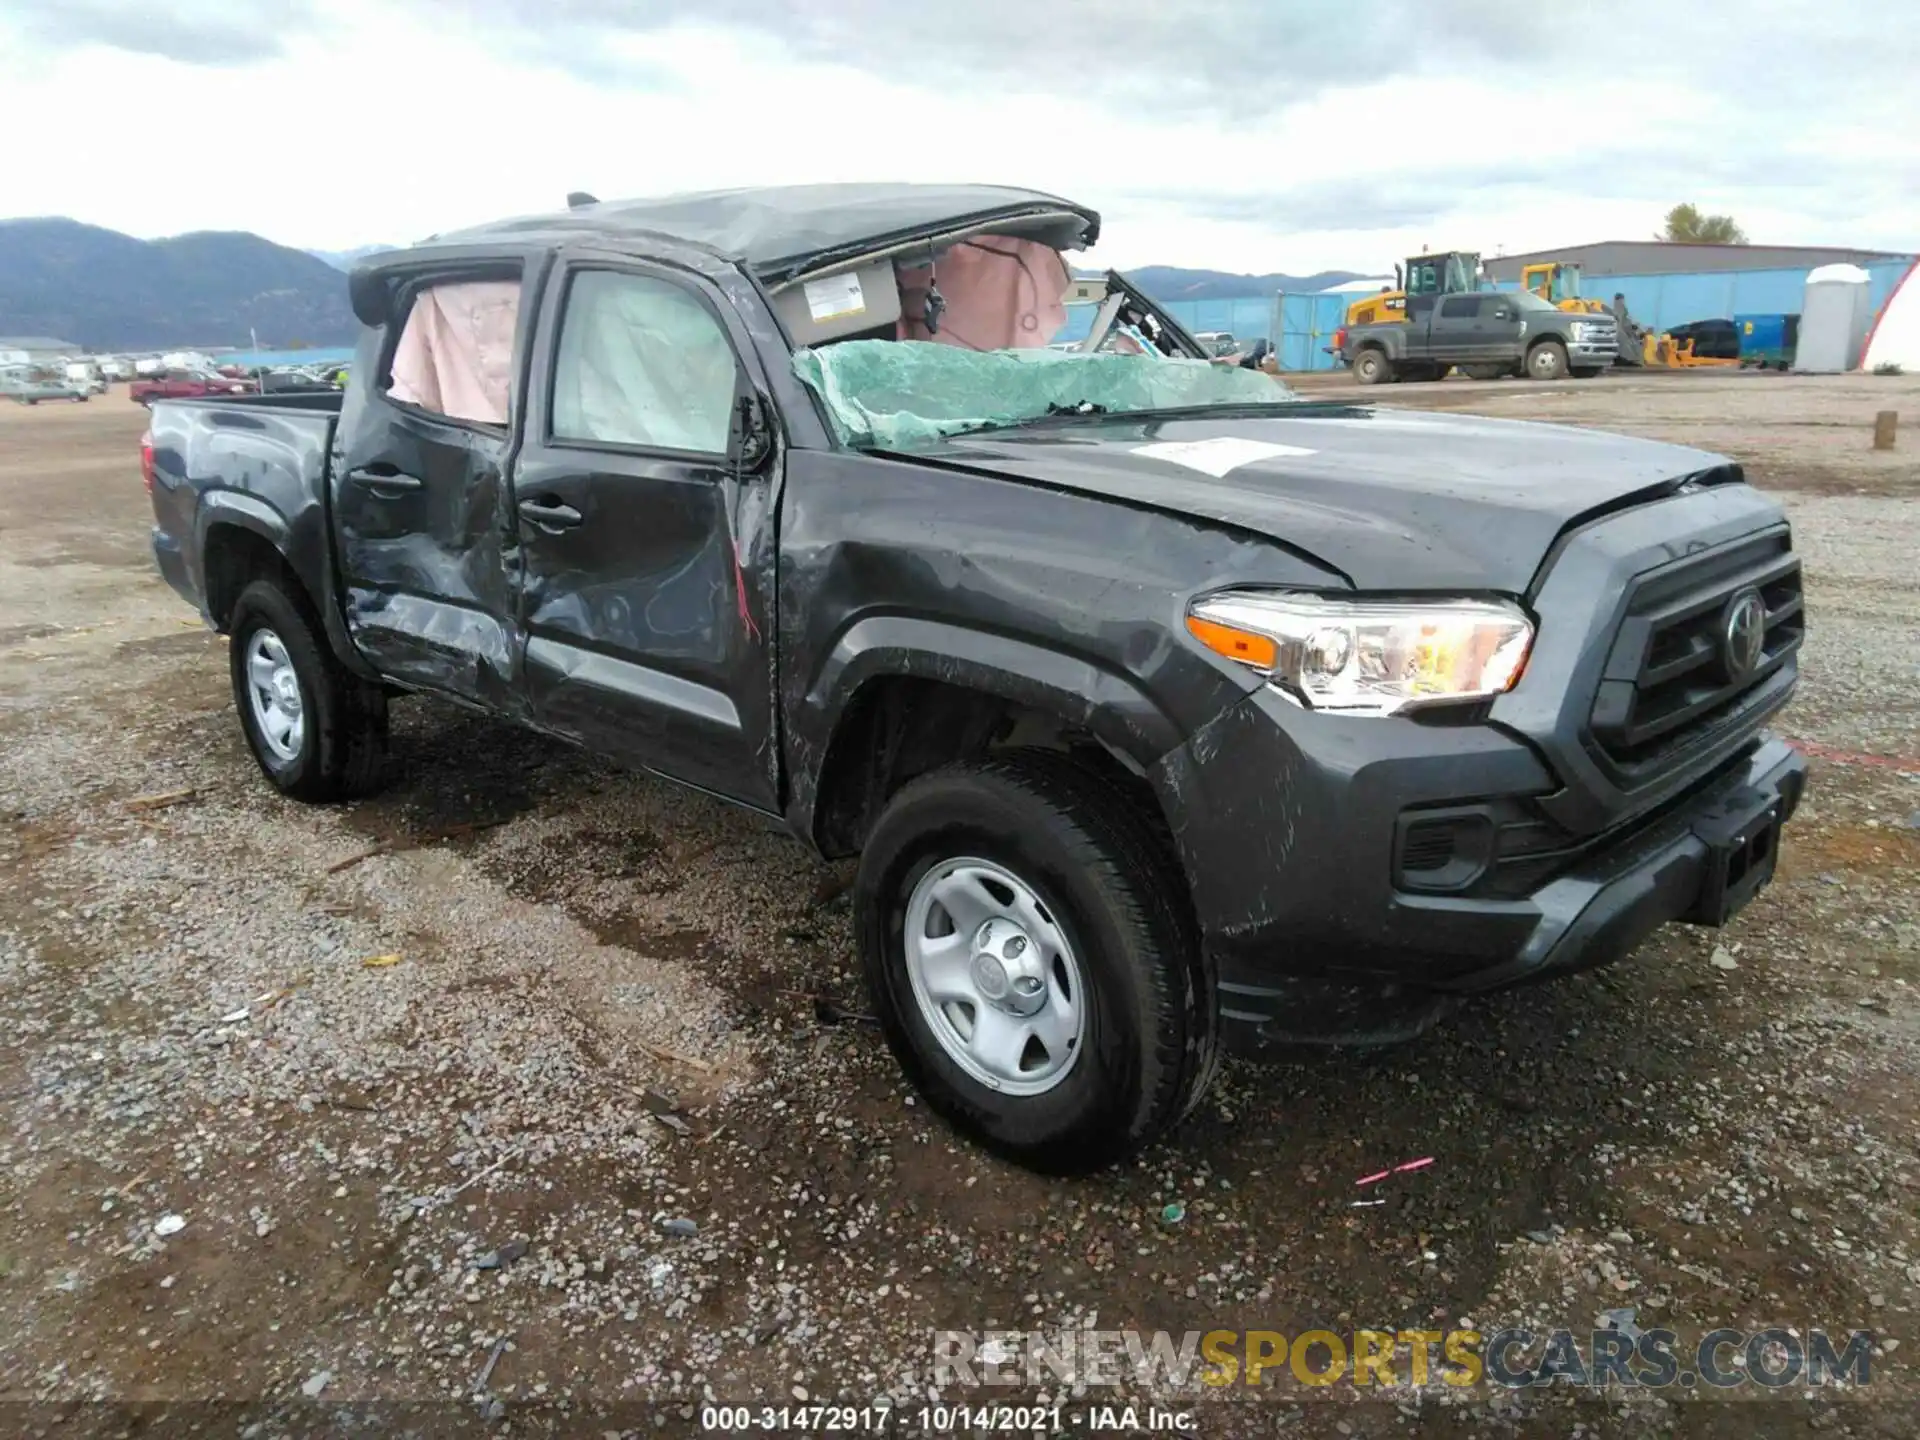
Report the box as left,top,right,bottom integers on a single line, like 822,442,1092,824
307,244,400,270
0,218,1365,351
1119,265,1365,299
0,219,356,351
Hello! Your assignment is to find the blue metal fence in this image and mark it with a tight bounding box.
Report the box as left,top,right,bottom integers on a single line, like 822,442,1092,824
1275,292,1353,371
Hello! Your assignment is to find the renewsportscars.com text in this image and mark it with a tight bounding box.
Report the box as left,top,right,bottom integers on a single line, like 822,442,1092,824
932,1326,1877,1391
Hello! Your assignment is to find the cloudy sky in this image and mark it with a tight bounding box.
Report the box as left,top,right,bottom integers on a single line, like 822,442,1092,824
2,0,1914,274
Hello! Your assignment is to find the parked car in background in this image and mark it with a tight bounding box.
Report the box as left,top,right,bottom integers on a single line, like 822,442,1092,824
4,372,91,404
65,363,109,395
1193,330,1241,358
130,369,256,405
1337,288,1618,384
258,368,338,394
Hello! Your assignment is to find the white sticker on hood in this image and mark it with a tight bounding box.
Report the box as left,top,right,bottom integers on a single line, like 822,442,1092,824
1130,437,1316,477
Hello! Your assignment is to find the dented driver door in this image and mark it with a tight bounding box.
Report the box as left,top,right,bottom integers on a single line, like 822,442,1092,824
509,254,781,812
332,267,530,714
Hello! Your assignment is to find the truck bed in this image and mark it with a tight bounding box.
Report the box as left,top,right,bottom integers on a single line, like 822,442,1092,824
147,391,344,628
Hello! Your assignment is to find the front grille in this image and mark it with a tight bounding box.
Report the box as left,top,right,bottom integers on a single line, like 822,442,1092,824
1589,529,1803,772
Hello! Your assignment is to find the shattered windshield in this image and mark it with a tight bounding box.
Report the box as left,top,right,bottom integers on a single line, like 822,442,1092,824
792,340,1297,450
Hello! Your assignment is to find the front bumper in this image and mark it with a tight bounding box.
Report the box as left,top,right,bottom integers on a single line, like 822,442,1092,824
1568,340,1617,365
1157,697,1804,1055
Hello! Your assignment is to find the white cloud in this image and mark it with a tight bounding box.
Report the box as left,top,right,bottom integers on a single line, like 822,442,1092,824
1,0,1914,272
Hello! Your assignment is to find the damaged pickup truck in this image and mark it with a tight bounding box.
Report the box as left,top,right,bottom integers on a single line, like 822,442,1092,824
145,184,1807,1172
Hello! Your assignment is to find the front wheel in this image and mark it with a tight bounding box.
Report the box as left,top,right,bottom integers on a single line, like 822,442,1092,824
1352,349,1394,385
856,752,1215,1173
228,579,389,802
1527,340,1570,380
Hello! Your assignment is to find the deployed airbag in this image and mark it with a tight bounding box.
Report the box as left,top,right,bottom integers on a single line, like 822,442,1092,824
388,281,522,425
895,236,1070,351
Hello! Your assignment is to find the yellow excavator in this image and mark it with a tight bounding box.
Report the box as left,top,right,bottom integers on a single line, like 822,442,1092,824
1519,261,1607,314
1342,250,1484,328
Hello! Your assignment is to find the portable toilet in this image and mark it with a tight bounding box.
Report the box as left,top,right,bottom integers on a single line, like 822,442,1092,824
1862,260,1920,373
1794,263,1872,372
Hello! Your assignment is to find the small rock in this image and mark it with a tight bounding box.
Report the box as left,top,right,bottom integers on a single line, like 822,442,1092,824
301,1370,332,1399
1525,1230,1554,1245
1607,1230,1633,1244
1869,1293,1886,1308
791,1385,809,1402
153,1215,186,1238
476,1239,529,1271
1709,948,1739,971
661,1218,699,1238
1601,1307,1642,1343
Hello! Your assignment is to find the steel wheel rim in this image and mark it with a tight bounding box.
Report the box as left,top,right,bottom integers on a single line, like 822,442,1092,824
902,856,1086,1096
244,628,305,763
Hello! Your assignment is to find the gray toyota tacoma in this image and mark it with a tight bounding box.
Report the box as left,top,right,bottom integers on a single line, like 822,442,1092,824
143,184,1807,1172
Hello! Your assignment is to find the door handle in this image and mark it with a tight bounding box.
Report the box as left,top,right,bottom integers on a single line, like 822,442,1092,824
518,497,583,530
346,467,424,495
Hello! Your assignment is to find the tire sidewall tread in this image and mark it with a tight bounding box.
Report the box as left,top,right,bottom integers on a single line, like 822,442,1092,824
856,750,1212,1173
228,579,386,802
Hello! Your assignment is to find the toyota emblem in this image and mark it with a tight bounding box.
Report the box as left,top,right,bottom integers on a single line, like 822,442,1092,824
1720,588,1767,681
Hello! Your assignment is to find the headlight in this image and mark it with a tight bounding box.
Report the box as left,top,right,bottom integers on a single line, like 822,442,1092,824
1185,592,1533,716
1570,321,1594,341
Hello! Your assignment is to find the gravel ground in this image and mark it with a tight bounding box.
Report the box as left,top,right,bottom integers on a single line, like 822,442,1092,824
1,377,1916,1439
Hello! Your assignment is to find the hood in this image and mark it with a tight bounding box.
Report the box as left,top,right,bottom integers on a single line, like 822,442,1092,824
903,405,1735,592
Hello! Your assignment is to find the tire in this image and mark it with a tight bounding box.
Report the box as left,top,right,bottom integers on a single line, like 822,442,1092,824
1352,349,1393,385
1527,340,1570,381
856,751,1214,1174
228,578,388,802
1570,366,1604,379
1461,363,1508,381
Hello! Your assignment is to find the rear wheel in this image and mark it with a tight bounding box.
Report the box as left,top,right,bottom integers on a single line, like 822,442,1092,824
1527,340,1570,380
229,579,388,802
1461,363,1509,381
856,752,1214,1173
1352,349,1394,385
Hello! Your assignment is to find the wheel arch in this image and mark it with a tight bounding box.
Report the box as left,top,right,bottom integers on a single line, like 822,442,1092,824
794,618,1183,859
197,500,297,631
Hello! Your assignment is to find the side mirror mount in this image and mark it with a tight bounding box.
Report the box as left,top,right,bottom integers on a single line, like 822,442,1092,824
733,392,776,473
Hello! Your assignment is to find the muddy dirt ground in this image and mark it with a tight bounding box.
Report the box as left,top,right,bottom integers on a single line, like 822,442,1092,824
1,373,1916,1438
